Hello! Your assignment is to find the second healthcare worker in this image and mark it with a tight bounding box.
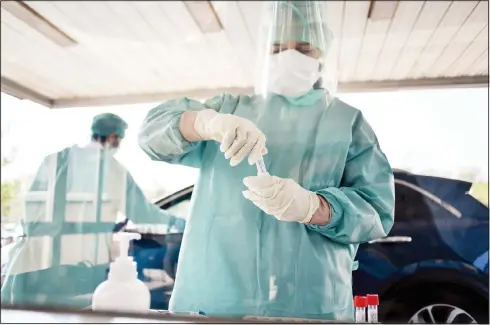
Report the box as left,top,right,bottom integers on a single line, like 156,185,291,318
138,1,395,321
2,113,176,308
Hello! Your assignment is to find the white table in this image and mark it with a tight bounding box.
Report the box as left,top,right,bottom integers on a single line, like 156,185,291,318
1,307,347,323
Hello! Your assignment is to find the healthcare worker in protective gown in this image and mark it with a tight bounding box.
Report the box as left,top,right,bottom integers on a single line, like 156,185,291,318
1,113,175,308
138,1,395,321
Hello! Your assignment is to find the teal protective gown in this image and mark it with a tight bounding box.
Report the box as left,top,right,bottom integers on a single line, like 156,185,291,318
1,144,175,308
138,91,395,321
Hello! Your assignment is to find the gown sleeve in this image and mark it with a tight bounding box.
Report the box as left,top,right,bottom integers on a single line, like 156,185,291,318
307,113,395,245
124,170,177,225
138,94,237,168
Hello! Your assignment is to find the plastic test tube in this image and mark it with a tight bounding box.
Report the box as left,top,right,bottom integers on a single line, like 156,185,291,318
354,296,367,323
255,157,269,175
367,294,379,323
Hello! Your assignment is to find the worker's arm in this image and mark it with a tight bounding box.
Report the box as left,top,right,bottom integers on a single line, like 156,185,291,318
124,171,177,225
28,156,53,192
138,94,236,168
307,113,395,245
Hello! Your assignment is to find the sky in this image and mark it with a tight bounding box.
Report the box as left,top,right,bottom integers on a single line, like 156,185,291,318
1,87,489,199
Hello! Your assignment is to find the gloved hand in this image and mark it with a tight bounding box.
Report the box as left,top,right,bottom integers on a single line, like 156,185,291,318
194,109,267,166
242,175,320,223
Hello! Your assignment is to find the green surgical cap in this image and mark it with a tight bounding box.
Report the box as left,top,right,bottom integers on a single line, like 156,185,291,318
91,113,128,138
270,1,332,53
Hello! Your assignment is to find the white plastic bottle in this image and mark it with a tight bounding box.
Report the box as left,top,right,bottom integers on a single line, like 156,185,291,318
92,232,150,314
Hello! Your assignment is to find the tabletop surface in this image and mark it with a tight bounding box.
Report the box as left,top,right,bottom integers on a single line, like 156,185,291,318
1,307,348,324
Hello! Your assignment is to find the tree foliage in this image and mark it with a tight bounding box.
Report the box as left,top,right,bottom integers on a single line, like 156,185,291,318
1,127,20,221
1,158,19,220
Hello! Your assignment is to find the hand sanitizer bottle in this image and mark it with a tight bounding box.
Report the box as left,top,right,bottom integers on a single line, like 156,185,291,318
92,232,150,313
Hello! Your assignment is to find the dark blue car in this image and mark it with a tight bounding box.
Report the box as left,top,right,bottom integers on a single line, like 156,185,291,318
127,170,489,323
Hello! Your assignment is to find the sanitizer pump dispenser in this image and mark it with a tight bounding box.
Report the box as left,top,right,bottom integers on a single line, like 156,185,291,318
91,232,150,313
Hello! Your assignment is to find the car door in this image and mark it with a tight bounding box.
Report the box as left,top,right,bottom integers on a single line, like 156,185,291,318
353,179,460,295
383,180,461,265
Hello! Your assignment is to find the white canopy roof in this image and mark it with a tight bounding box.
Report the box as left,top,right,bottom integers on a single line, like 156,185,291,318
1,1,488,108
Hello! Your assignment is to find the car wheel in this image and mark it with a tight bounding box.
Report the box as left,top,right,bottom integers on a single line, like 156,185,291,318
408,304,476,324
381,286,488,324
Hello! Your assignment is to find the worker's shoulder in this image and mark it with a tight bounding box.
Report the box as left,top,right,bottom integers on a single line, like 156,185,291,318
48,145,74,158
149,93,242,111
208,92,253,103
330,97,363,119
36,146,75,166
203,93,254,110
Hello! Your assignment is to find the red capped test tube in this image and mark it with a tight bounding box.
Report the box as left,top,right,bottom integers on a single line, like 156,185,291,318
367,294,379,323
354,296,367,323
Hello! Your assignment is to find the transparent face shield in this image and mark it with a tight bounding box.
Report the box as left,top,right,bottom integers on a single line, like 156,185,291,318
255,1,338,98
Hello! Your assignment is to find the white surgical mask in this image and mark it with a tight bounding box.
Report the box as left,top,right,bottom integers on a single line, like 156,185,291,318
267,49,322,98
87,140,118,155
106,148,119,156
100,142,119,156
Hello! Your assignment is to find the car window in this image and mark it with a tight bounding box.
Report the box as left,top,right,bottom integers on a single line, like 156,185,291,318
123,199,190,235
166,199,191,221
394,182,432,223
